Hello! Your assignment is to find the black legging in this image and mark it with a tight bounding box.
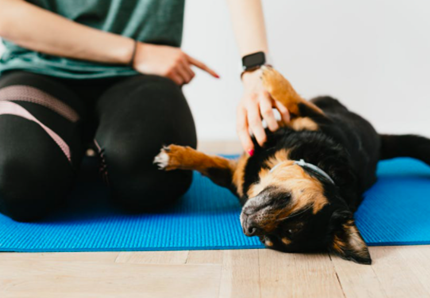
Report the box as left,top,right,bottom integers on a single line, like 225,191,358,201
0,71,197,222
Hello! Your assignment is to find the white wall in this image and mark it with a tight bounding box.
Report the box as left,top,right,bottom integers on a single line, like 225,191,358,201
182,0,430,140
1,0,429,141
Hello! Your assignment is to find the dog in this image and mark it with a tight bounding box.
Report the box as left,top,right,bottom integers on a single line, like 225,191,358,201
153,66,430,264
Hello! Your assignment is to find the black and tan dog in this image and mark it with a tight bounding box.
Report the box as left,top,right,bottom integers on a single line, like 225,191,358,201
154,67,430,264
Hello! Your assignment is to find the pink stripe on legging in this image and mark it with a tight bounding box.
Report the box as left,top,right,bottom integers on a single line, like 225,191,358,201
0,85,79,122
0,101,71,163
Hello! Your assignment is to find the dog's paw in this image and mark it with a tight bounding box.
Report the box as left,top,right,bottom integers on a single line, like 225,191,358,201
261,66,288,96
261,66,296,98
153,146,171,170
153,145,188,171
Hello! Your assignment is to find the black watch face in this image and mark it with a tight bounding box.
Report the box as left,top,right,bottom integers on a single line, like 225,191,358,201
242,52,266,69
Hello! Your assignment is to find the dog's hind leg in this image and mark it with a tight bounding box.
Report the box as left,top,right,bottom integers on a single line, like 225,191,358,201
261,66,325,118
154,145,240,195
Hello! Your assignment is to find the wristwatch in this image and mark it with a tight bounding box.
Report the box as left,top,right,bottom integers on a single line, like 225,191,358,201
241,51,270,78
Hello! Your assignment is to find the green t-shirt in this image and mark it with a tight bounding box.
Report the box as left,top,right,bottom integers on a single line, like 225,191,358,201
0,0,185,79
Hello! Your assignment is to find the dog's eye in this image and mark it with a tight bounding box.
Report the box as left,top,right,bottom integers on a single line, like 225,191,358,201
285,223,304,236
286,228,295,236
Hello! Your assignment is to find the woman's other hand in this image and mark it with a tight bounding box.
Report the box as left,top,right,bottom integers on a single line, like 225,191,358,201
237,69,290,155
133,43,219,85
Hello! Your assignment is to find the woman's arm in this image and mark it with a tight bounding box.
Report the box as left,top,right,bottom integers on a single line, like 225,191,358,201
0,0,134,64
0,0,218,84
226,0,289,154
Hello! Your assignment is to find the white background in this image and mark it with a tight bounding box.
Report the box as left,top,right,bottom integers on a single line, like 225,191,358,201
182,0,430,140
1,0,429,141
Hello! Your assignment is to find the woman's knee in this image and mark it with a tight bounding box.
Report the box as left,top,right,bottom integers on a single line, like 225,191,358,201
101,132,194,211
0,158,74,222
0,118,75,222
0,164,73,222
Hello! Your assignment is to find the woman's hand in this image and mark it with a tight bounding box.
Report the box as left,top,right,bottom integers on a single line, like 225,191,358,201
133,43,219,85
237,69,290,155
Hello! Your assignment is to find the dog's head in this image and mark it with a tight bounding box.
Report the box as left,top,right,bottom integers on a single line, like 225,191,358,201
240,152,371,265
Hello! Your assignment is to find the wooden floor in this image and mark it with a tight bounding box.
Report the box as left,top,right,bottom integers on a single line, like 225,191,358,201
1,141,429,298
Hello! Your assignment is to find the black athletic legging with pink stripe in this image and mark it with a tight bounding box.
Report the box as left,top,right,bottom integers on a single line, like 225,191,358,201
0,71,197,222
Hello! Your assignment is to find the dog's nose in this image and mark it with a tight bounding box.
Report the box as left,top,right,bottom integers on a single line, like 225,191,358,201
243,218,264,236
245,225,258,236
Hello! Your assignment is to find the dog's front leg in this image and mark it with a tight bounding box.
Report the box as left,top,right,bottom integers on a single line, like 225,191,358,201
154,145,238,193
261,66,325,118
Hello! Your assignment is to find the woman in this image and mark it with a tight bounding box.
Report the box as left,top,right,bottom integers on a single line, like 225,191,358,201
0,0,289,221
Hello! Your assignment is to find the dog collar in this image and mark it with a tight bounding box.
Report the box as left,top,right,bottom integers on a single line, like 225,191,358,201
269,159,335,185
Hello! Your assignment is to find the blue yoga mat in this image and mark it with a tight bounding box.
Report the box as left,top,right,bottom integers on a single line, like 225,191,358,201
0,157,429,252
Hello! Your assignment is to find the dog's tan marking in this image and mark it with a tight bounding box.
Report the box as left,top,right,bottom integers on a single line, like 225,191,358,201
232,153,249,197
332,220,369,259
264,149,290,169
281,237,292,245
332,234,345,255
265,238,274,247
261,66,324,117
289,117,319,131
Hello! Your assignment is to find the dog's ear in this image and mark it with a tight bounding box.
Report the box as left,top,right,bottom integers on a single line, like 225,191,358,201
328,210,371,265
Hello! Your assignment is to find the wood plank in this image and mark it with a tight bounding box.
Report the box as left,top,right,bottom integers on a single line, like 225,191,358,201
0,252,119,263
115,251,188,265
218,250,261,298
187,250,224,264
395,245,430,297
397,245,430,295
0,259,222,298
367,246,430,298
259,249,344,298
330,250,387,298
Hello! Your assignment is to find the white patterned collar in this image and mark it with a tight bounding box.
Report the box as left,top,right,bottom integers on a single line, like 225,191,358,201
269,159,335,185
